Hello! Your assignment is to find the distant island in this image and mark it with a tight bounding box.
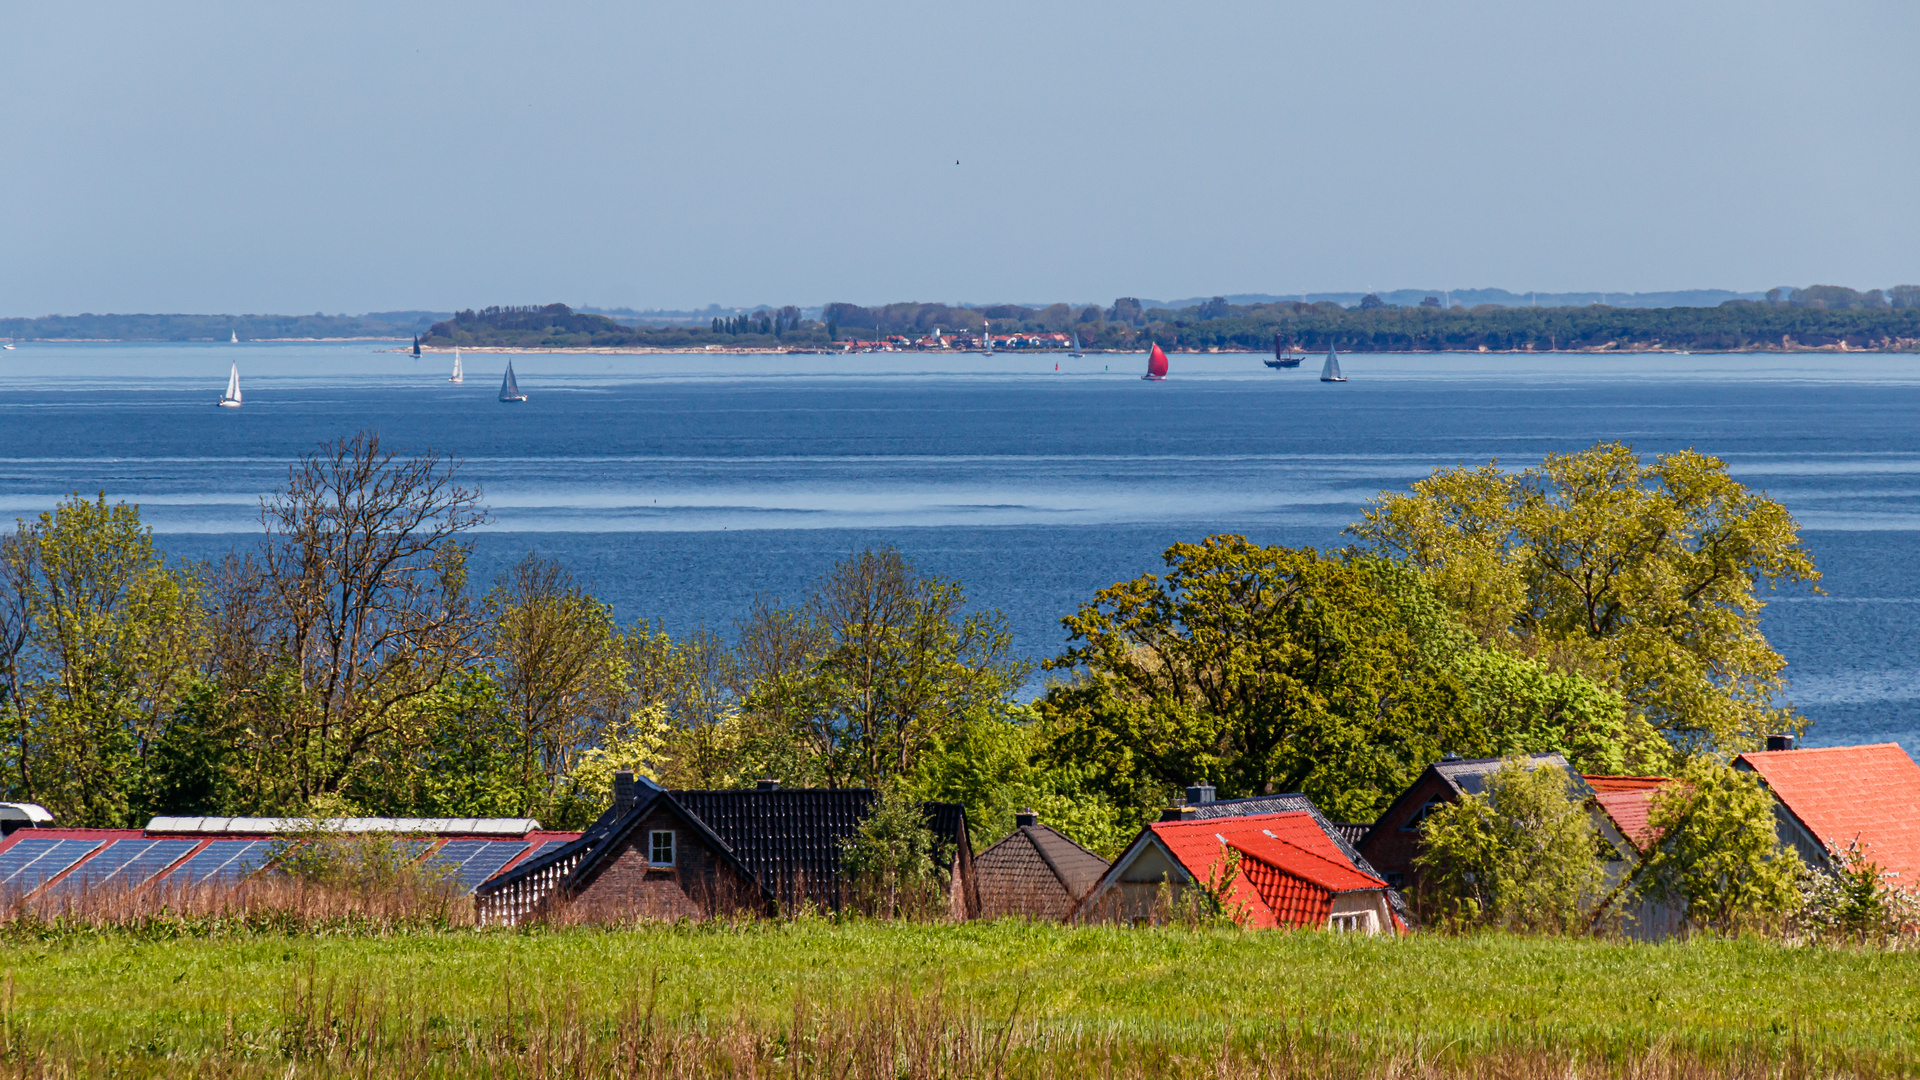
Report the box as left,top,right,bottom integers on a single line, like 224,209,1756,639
7,285,1918,352
421,288,1920,354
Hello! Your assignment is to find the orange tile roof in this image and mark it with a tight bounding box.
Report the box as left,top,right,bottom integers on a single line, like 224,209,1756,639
1593,787,1670,852
1147,812,1386,929
1737,743,1920,883
1583,774,1669,794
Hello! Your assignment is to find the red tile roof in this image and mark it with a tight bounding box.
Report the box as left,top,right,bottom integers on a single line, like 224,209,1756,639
1147,812,1386,929
1592,787,1670,852
1737,743,1920,882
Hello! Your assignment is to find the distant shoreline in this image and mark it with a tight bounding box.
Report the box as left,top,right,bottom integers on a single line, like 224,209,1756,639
403,343,1920,356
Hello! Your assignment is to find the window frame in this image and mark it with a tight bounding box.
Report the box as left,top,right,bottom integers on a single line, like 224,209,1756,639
648,830,675,868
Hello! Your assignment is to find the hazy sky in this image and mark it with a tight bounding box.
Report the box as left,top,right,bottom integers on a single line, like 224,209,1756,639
3,0,1915,314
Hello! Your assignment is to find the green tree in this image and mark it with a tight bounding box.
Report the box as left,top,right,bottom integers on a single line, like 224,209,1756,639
1414,757,1606,931
840,782,941,919
1631,757,1802,933
748,547,1028,788
0,495,203,826
484,553,626,816
1353,442,1818,758
907,704,1142,858
1041,538,1474,821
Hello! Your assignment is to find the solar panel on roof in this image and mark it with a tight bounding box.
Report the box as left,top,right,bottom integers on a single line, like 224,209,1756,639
423,840,530,891
167,839,274,885
0,838,104,892
452,842,527,890
47,839,199,896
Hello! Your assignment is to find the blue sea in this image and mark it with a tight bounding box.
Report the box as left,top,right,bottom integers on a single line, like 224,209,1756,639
6,341,1920,754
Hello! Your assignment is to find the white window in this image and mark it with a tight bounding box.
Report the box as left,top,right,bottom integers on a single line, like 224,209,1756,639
1330,911,1377,934
649,830,675,867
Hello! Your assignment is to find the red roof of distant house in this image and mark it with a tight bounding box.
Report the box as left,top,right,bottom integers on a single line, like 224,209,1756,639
1737,743,1920,882
1147,812,1387,929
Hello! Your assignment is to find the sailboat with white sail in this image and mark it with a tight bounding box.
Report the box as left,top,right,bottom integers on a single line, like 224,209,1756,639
981,320,993,356
230,330,239,344
1069,331,1084,358
217,363,243,407
1320,343,1347,383
499,361,526,402
450,349,464,384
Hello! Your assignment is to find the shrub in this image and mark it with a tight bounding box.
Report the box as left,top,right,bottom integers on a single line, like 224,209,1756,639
1414,757,1604,931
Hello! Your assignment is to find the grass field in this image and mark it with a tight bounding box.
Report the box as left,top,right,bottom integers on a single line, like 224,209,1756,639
2,919,1916,1077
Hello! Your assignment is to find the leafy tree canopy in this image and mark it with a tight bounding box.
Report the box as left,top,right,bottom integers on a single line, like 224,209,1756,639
1352,442,1817,760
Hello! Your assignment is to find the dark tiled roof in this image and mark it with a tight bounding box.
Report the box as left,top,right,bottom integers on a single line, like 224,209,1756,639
1330,822,1373,846
1433,752,1594,798
976,823,1108,918
671,789,969,904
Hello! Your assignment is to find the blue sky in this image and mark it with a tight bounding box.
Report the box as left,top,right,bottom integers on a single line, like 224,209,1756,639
2,0,1914,314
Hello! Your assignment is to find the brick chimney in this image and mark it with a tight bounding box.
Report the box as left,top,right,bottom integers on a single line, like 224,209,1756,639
1184,783,1216,806
613,770,638,811
1015,809,1038,828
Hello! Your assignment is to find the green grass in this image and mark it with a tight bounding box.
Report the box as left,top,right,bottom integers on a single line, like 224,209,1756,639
4,919,1917,1069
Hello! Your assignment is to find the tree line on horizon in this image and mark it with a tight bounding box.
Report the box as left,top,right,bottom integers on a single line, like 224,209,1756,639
412,290,1920,353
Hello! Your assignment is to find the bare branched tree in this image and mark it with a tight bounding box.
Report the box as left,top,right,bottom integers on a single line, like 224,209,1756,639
245,431,487,803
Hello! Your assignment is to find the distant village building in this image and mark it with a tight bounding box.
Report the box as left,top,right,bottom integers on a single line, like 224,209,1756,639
1736,741,1920,885
475,775,975,924
973,810,1108,920
1357,753,1592,893
1078,805,1400,933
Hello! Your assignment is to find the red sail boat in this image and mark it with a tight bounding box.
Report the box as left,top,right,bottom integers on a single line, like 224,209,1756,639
1142,343,1169,381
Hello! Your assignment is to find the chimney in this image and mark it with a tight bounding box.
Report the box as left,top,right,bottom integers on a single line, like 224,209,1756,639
756,778,781,791
1160,805,1198,822
1015,809,1038,828
612,770,638,810
1765,734,1798,752
1185,783,1216,806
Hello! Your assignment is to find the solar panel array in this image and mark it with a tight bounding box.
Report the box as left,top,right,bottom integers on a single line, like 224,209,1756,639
0,838,104,893
167,839,274,885
48,839,200,896
424,840,530,891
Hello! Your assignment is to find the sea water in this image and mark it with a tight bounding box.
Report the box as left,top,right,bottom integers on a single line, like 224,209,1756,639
5,341,1918,754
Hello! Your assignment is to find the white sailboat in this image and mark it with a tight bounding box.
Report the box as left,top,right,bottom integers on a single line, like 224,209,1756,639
1320,343,1347,383
230,330,239,344
981,320,993,356
499,361,526,403
217,363,243,407
1069,331,1084,358
450,349,464,384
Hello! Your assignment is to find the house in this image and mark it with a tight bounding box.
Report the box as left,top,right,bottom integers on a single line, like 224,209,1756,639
1582,774,1686,940
1357,753,1593,892
1076,807,1399,933
973,810,1108,920
1735,742,1920,887
474,774,976,924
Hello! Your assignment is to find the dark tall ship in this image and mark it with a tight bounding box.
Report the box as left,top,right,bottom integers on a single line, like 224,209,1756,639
1265,333,1304,368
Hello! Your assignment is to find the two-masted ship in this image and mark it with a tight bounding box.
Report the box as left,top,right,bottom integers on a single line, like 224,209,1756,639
1265,332,1304,368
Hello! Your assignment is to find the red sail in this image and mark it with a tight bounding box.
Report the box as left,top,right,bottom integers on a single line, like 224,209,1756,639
1147,343,1169,378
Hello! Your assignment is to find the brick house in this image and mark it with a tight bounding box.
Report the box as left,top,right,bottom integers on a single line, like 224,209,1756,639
1076,807,1400,933
1356,752,1594,894
475,774,976,924
973,810,1109,920
1736,742,1920,886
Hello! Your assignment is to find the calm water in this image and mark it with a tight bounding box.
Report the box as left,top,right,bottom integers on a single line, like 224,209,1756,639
5,341,1920,753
